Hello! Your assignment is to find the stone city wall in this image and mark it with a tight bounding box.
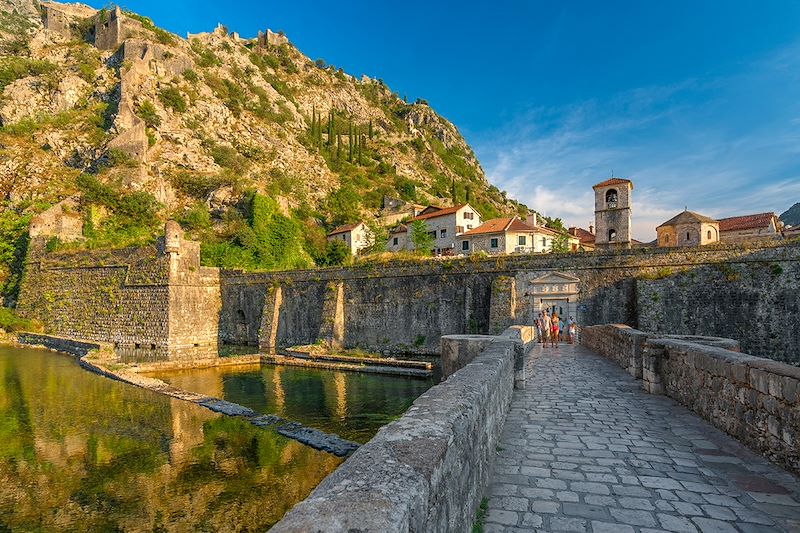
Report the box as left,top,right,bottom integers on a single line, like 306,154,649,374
271,336,517,533
636,253,800,364
16,225,221,362
221,241,800,362
580,325,799,475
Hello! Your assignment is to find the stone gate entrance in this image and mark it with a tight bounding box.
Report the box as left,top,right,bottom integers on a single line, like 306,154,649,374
529,272,580,322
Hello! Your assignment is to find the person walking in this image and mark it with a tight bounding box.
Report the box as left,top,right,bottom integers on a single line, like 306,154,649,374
558,317,564,342
568,317,577,344
550,313,559,348
541,311,551,347
535,313,543,343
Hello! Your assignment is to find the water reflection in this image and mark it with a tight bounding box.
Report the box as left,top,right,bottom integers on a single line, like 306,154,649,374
153,364,434,444
0,347,341,532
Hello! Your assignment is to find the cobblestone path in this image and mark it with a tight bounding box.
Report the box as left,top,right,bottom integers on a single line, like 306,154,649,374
485,343,800,532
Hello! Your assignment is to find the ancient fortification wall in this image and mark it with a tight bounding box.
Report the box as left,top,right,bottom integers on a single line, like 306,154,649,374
221,241,800,363
581,324,800,475
16,224,220,362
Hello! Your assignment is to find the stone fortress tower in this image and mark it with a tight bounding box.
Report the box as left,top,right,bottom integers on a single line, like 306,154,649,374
593,177,633,250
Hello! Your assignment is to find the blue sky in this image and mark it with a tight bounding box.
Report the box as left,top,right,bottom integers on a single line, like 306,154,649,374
93,1,800,240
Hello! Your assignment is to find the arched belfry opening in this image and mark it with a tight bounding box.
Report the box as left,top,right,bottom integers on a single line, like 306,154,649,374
608,229,617,242
605,189,618,208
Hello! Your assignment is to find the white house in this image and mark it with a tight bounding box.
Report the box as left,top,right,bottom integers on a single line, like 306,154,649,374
393,204,481,255
327,222,374,255
460,217,568,255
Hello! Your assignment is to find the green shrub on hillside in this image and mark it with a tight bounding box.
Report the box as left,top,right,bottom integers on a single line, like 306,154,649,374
210,144,249,175
76,174,160,248
325,184,361,225
136,100,161,128
201,193,313,270
169,171,236,199
0,58,57,91
158,86,187,113
124,11,177,45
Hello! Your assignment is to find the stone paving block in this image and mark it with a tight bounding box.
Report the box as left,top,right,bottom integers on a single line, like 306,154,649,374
700,504,736,521
549,516,588,532
571,481,612,495
691,517,738,533
657,513,699,532
484,508,518,526
530,500,560,514
610,507,658,527
591,520,635,533
561,503,610,522
618,496,656,510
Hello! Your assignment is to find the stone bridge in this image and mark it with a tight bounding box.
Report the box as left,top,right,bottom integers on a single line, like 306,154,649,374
273,326,800,532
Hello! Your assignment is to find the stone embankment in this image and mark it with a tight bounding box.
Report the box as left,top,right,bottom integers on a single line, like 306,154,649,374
272,328,532,533
581,324,800,475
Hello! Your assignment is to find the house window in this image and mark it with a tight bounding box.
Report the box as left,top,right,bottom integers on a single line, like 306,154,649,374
440,229,447,238
428,231,436,239
393,237,398,246
462,240,469,251
605,189,618,208
608,229,617,241
541,237,547,248
518,235,526,246
463,212,474,220
467,224,473,230
456,225,464,233
342,235,347,241
490,238,498,248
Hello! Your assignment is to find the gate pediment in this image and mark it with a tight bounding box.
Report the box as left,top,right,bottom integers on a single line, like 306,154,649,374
531,272,580,295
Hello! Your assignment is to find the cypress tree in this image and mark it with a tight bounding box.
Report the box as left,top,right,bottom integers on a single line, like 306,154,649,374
368,120,373,139
358,133,363,163
348,120,354,162
336,133,341,160
451,179,457,202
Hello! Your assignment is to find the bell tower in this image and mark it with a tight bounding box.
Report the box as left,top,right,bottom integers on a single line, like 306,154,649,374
593,177,633,250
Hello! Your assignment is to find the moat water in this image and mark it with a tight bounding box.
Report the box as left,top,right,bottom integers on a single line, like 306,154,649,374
0,346,346,532
149,363,435,444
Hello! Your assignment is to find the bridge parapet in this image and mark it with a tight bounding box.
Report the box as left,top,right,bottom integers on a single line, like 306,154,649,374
581,324,799,475
271,332,523,533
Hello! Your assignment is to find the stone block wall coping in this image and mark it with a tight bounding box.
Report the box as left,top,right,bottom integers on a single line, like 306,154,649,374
649,338,800,382
271,337,517,532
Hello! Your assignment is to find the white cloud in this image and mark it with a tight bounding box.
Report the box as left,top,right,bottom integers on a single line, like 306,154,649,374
470,42,800,241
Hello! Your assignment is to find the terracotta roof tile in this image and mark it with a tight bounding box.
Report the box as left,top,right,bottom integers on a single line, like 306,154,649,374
410,204,470,221
593,177,633,190
327,222,362,236
657,211,717,228
463,217,560,236
718,212,777,232
568,227,596,244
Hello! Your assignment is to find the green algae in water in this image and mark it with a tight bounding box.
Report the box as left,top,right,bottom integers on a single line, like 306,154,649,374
0,347,342,532
151,364,434,444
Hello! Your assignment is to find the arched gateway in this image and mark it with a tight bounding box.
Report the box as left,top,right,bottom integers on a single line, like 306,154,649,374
529,272,580,321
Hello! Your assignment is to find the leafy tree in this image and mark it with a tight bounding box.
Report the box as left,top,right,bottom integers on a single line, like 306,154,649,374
551,233,569,253
326,185,361,225
323,239,350,266
409,220,433,255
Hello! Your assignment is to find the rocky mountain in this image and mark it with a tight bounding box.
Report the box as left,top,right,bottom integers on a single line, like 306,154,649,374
780,203,800,227
0,0,529,293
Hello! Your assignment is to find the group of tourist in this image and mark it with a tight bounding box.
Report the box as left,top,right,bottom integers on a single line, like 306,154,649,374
535,311,576,347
